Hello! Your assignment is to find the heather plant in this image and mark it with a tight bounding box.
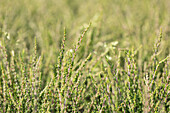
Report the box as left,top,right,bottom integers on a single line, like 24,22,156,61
0,24,169,112
0,0,170,112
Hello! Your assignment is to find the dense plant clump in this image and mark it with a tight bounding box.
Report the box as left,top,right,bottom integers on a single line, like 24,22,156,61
0,0,170,112
0,24,169,112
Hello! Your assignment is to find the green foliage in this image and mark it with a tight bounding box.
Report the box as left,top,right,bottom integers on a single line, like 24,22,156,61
0,0,170,112
0,26,169,112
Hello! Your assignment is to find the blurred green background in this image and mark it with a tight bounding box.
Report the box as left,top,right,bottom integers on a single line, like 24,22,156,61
0,0,170,79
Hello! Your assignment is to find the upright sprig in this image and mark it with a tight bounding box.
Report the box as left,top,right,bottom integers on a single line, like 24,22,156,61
56,27,66,79
67,23,91,78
